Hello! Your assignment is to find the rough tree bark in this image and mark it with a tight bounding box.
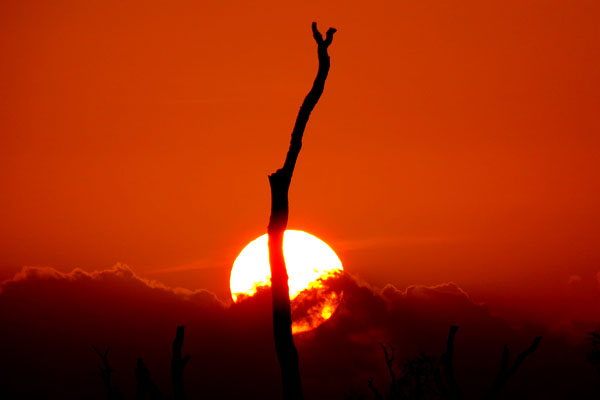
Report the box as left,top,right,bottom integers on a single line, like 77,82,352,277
267,22,336,400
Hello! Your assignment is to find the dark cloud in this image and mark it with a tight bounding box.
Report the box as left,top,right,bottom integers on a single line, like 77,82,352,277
0,265,597,399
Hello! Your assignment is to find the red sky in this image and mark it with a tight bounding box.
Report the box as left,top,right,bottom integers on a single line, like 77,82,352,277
1,0,600,325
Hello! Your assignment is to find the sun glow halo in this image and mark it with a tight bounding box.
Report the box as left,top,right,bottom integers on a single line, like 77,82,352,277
230,230,343,333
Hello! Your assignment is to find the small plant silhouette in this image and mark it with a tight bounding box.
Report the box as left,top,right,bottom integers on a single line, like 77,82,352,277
93,346,123,400
368,326,542,400
135,357,163,400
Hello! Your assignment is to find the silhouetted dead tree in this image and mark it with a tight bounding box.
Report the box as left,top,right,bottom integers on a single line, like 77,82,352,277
267,22,335,400
171,326,190,400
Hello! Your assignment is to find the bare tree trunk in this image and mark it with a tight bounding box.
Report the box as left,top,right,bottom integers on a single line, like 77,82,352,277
267,22,336,400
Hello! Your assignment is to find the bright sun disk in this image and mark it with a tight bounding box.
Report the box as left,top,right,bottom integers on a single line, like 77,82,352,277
230,230,343,334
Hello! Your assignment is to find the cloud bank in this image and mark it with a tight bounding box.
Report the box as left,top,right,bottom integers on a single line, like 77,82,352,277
0,265,597,399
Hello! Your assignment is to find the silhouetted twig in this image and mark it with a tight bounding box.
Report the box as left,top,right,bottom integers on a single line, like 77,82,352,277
440,326,460,400
368,378,385,400
171,326,190,400
381,344,400,398
93,346,122,400
267,21,336,400
486,336,542,399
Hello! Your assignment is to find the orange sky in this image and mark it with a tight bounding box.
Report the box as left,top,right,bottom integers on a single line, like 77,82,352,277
1,0,599,319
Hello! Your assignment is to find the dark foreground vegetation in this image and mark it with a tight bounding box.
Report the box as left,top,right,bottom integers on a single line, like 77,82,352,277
92,325,552,400
366,326,541,400
94,326,189,400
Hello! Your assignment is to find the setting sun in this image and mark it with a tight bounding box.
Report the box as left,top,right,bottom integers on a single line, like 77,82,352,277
230,230,343,334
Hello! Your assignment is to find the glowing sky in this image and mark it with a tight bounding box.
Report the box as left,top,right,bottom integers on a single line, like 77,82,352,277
1,0,599,322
